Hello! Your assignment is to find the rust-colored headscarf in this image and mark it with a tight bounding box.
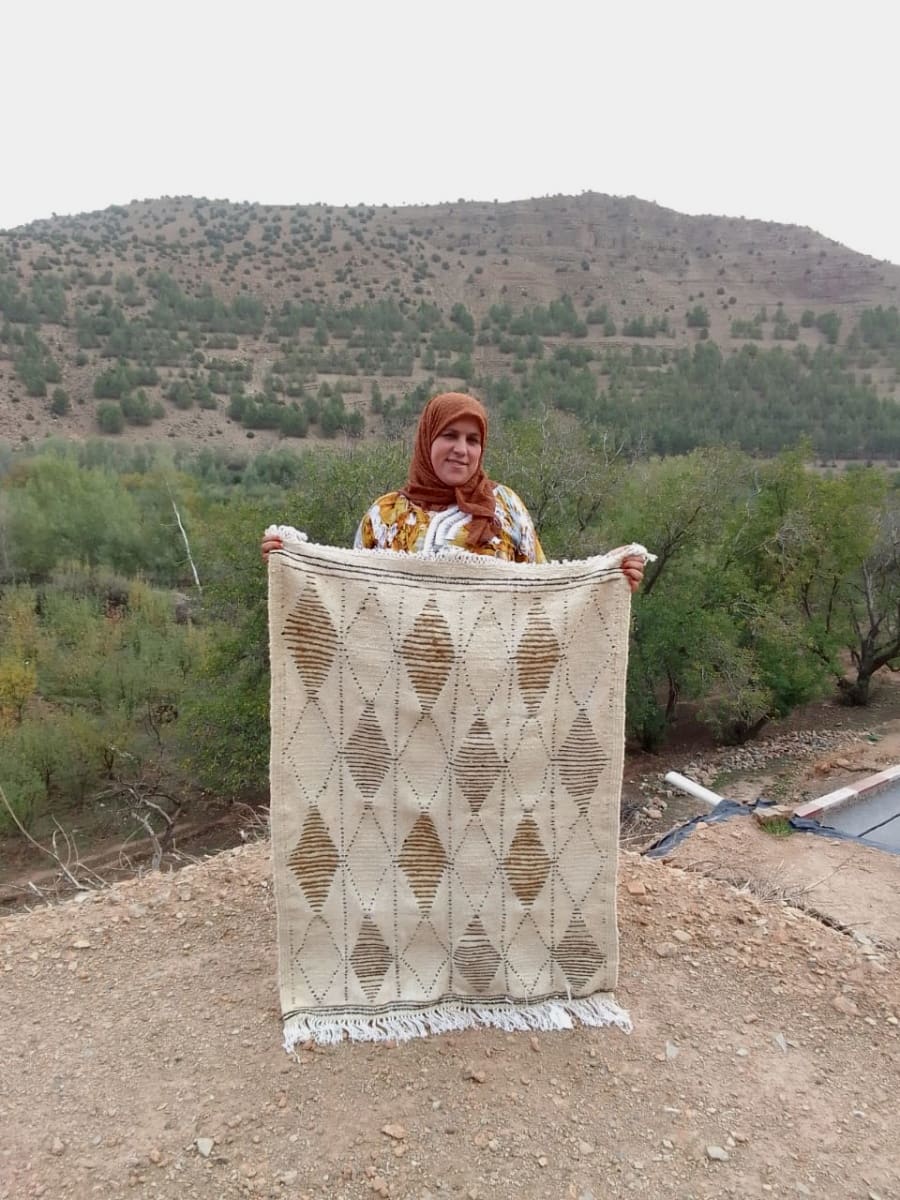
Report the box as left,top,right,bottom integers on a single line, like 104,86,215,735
402,392,499,548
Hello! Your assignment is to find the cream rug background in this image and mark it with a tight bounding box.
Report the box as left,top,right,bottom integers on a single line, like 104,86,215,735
268,540,637,1046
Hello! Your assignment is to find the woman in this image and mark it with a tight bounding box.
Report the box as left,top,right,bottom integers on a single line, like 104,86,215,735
261,391,644,590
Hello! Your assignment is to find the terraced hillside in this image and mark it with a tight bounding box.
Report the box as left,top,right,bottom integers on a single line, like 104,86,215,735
1,193,899,455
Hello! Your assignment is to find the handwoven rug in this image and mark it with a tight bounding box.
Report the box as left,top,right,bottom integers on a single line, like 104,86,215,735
268,538,639,1047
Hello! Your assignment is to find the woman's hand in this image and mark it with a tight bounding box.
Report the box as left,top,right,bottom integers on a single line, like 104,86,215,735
261,535,283,562
609,548,645,593
621,554,644,593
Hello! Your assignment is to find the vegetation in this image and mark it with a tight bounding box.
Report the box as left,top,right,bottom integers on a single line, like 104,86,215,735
2,195,900,851
2,428,898,845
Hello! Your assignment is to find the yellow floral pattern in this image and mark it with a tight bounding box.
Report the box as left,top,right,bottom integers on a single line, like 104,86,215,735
354,485,546,563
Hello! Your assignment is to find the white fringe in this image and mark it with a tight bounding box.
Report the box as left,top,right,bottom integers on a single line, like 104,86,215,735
282,994,632,1050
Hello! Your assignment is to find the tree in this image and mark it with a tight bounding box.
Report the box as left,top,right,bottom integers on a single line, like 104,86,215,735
686,304,709,329
730,453,897,705
97,401,125,434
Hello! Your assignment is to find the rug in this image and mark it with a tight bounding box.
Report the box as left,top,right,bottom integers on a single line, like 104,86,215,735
268,539,638,1047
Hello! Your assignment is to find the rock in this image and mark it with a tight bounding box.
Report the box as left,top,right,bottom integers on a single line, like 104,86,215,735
644,807,663,820
71,940,92,950
706,1145,730,1162
672,929,692,944
195,1137,214,1158
665,1041,679,1061
371,1175,389,1197
773,1032,788,1053
831,994,860,1017
753,804,794,827
49,1136,66,1156
578,1140,595,1155
467,1069,486,1084
655,942,677,958
626,880,646,896
381,1123,407,1141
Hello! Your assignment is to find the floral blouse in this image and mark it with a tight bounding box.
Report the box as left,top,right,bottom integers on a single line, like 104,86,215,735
354,485,546,563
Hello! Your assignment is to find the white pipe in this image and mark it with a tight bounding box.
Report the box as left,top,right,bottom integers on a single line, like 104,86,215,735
663,771,723,810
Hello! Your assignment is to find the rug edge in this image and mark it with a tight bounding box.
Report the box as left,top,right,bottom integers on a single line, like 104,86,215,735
282,993,632,1049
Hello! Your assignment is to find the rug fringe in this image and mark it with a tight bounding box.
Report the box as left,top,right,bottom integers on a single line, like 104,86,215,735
283,994,632,1050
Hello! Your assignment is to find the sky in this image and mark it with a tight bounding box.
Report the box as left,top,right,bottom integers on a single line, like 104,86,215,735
5,0,899,264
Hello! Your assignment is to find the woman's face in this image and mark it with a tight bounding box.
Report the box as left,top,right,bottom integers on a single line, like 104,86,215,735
429,416,483,487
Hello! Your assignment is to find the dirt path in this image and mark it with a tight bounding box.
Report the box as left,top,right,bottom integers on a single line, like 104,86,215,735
3,841,898,1200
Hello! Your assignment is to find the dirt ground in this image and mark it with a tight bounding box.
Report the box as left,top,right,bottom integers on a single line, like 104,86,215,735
2,834,898,1200
4,690,900,1200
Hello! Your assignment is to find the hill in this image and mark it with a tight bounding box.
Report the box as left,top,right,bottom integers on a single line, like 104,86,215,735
2,193,900,455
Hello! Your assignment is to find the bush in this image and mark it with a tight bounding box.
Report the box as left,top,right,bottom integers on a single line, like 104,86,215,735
50,387,70,416
96,402,125,433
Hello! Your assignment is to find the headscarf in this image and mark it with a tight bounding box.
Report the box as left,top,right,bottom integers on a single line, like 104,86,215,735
401,392,499,548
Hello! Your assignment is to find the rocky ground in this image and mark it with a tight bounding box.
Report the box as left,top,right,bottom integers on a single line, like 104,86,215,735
3,691,900,1200
2,834,899,1200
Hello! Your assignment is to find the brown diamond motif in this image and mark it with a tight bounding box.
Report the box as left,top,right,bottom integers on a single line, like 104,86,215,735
504,816,551,906
401,597,455,712
283,582,338,698
350,916,393,1001
454,716,503,813
287,807,339,911
558,710,608,811
553,909,606,989
515,601,560,716
345,701,391,800
399,813,447,914
453,916,501,993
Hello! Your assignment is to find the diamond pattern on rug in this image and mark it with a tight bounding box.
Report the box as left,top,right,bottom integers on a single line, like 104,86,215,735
345,701,392,801
399,813,448,913
287,807,339,911
463,599,510,712
283,582,338,697
402,596,455,712
269,544,629,1039
400,920,450,995
515,600,561,716
504,816,551,906
453,916,501,993
454,715,503,812
296,916,344,1004
559,710,608,811
345,809,392,909
350,916,393,1001
344,592,395,703
553,909,607,989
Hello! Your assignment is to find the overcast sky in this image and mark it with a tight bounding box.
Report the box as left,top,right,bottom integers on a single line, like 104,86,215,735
5,0,898,264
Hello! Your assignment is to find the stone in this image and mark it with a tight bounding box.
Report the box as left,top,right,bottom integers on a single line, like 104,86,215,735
626,881,646,896
49,1136,66,1156
665,1041,679,1061
831,994,859,1017
195,1138,214,1158
706,1145,730,1162
381,1123,407,1141
655,942,677,958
